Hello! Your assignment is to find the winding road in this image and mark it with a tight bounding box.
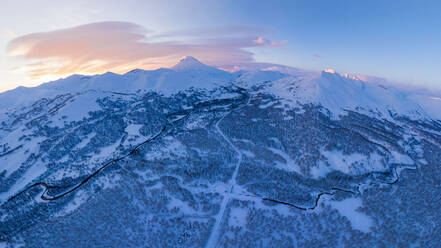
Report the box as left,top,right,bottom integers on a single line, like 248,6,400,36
6,90,248,204
2,87,422,245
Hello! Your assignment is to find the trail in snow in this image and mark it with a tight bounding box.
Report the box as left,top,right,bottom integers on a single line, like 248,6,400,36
205,93,251,248
4,94,242,204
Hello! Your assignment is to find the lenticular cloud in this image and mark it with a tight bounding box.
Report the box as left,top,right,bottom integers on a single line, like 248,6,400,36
7,21,287,79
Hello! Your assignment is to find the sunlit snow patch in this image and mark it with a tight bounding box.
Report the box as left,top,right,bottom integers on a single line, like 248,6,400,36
329,197,373,233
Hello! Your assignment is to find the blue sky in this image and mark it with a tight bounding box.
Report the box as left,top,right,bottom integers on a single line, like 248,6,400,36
1,0,440,92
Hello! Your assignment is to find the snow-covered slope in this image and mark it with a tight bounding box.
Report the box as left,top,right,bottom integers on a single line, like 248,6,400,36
266,70,440,121
1,57,440,121
407,93,441,120
0,56,233,109
1,56,441,247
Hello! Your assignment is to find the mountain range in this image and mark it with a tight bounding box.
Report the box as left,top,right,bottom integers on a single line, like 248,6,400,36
0,56,440,247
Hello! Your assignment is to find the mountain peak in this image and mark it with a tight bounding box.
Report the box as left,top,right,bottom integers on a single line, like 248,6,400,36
171,56,211,71
178,56,200,63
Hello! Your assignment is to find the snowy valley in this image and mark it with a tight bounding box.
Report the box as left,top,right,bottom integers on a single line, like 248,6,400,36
0,57,440,247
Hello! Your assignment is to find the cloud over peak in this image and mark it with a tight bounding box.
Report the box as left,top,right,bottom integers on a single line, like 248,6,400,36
7,21,287,79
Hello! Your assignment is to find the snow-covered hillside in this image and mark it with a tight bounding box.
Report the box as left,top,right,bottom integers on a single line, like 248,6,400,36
0,57,440,247
266,71,441,121
1,56,440,120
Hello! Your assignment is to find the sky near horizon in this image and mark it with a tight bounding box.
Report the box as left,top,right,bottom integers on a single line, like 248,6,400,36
1,0,440,92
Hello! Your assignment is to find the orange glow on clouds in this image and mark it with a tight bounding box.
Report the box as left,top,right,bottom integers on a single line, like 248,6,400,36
7,22,287,80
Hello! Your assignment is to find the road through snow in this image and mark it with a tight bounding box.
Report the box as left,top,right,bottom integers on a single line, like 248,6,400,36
205,94,251,248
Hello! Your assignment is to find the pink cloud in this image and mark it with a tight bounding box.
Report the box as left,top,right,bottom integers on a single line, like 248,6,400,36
253,36,287,48
7,22,287,79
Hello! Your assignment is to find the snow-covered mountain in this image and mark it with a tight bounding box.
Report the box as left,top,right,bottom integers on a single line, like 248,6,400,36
0,57,440,247
1,56,440,120
0,56,233,110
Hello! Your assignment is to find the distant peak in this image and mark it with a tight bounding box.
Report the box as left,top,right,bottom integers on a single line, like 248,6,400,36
341,73,360,81
171,56,210,71
324,68,336,74
321,69,365,81
179,56,200,63
322,69,359,80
